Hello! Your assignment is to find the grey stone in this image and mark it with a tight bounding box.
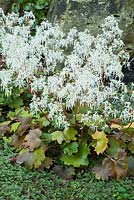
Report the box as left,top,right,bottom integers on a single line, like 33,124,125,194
48,0,134,57
0,0,14,13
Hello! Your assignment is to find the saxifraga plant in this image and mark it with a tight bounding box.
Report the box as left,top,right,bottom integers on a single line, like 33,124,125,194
0,9,134,180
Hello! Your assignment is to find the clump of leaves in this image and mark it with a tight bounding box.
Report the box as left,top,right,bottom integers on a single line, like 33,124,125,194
0,97,134,179
0,106,132,177
0,95,52,169
0,11,134,180
93,150,128,180
11,0,50,24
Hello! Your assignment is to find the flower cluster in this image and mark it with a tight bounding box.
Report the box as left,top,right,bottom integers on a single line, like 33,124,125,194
0,10,133,128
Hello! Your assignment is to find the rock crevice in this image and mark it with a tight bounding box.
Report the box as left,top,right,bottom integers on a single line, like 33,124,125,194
48,0,134,57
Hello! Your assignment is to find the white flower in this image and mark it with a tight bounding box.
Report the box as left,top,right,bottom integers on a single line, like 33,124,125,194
0,11,132,128
48,102,69,128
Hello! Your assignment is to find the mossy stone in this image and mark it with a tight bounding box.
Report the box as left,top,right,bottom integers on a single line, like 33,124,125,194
48,0,134,57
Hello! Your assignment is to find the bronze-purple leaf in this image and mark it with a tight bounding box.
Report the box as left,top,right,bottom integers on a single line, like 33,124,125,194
23,129,42,151
16,117,32,136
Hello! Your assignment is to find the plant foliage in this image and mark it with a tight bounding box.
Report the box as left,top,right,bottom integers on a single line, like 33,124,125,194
0,10,134,180
11,0,50,24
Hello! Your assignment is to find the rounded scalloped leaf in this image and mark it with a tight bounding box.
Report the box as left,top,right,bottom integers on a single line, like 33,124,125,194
61,142,89,167
107,136,125,157
63,142,79,156
11,134,25,148
23,129,42,151
33,146,46,168
92,131,108,155
63,127,78,143
93,151,128,180
17,146,46,169
51,131,65,144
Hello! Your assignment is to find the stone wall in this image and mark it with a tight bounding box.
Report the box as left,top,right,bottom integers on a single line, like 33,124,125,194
0,0,14,13
48,0,134,57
